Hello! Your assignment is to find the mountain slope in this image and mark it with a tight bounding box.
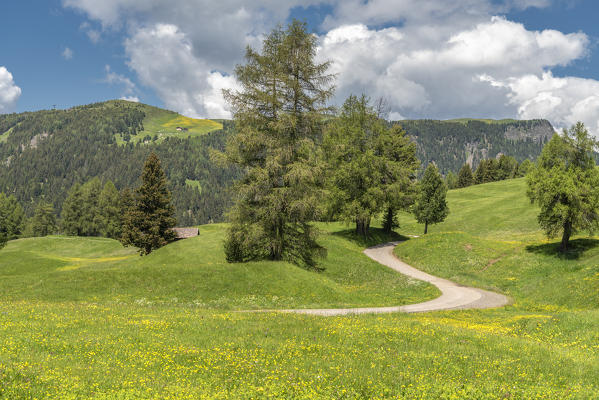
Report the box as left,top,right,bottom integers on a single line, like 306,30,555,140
0,100,238,225
398,118,554,174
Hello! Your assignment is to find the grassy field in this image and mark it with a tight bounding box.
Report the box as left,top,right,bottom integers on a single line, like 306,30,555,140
1,179,599,398
115,105,222,145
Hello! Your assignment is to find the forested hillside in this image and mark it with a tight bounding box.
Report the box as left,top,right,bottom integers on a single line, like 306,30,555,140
398,119,554,175
0,100,554,226
0,100,238,225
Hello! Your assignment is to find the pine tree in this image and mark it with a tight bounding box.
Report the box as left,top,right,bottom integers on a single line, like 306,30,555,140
457,164,474,188
445,171,458,190
527,122,599,251
61,183,84,235
121,152,177,255
474,160,487,184
413,164,449,234
29,202,57,237
98,180,122,239
80,177,103,236
222,20,334,268
0,193,24,240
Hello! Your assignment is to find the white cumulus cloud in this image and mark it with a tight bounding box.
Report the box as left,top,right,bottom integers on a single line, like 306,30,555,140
124,23,238,118
62,47,74,60
0,67,22,113
63,0,599,135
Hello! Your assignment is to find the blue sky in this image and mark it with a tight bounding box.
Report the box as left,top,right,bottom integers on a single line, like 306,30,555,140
1,0,599,134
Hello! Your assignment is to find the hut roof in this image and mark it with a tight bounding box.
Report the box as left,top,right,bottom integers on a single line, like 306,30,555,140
172,227,199,239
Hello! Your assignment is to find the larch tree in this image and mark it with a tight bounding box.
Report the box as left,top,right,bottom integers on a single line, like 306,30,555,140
527,122,599,252
98,180,122,239
121,152,177,255
325,97,418,236
222,20,334,268
0,193,25,240
413,163,449,234
457,164,474,188
61,183,84,236
29,201,57,237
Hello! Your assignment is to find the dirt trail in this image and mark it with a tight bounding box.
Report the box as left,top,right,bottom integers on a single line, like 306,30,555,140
277,242,509,316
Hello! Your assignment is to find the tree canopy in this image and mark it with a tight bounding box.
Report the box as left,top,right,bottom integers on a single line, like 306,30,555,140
222,20,334,268
413,163,449,234
121,152,177,255
324,95,418,235
527,122,599,251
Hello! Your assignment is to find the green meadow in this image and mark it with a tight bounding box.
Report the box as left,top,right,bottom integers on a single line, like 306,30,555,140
1,179,599,398
115,105,222,145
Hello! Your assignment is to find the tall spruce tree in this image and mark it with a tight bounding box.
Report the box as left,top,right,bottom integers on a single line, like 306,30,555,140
413,163,449,234
222,20,334,268
80,178,103,236
98,181,122,239
61,183,84,236
29,201,57,237
0,193,24,240
457,164,474,188
121,152,177,255
527,122,599,251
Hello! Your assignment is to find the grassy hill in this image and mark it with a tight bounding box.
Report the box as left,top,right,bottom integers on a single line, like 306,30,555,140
114,103,222,145
0,223,436,309
1,178,599,398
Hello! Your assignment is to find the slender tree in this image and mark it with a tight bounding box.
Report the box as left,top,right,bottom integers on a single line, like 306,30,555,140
98,181,122,239
413,163,449,234
0,193,24,240
527,122,599,251
379,125,419,234
457,164,474,188
222,20,334,267
80,177,103,236
324,95,386,236
61,183,84,236
121,152,177,255
29,201,57,237
445,171,458,190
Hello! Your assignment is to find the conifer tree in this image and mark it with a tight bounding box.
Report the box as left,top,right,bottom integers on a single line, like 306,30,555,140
0,193,24,240
324,97,418,235
80,177,103,236
29,201,57,237
222,20,334,267
121,152,177,255
98,181,122,239
413,164,449,234
474,160,487,184
445,172,458,190
61,183,84,236
527,122,599,251
457,164,474,188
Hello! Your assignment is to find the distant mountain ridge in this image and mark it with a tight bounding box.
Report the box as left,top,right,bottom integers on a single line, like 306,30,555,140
0,100,238,225
0,100,553,224
396,118,554,175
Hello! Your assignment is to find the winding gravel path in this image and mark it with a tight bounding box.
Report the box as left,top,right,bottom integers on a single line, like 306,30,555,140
277,241,510,316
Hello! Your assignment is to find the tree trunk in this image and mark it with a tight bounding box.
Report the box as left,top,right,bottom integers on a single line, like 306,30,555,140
560,220,572,252
424,221,428,235
383,207,394,233
355,216,371,237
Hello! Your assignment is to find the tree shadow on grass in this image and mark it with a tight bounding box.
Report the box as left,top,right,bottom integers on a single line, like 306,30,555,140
525,238,599,260
332,227,411,248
